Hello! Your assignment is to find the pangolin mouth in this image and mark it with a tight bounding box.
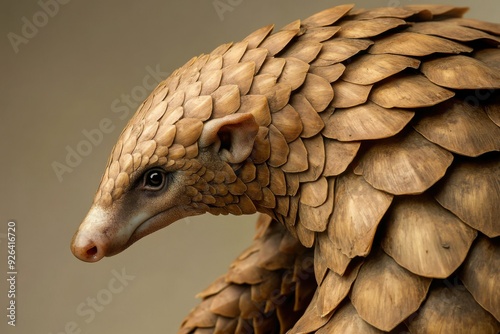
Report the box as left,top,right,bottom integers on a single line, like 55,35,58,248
123,209,177,250
112,206,204,256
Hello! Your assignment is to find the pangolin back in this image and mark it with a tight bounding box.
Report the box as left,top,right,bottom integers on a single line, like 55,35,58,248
168,4,500,333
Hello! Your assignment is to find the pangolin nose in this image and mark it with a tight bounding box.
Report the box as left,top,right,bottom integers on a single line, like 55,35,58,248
71,232,106,262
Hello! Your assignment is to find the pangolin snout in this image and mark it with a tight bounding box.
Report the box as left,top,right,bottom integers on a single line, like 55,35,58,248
71,205,116,262
71,231,107,262
72,204,158,262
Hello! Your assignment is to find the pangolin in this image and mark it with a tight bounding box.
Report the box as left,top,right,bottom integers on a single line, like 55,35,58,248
71,3,500,333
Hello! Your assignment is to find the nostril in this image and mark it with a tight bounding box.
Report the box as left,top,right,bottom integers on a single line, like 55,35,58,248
80,241,104,262
71,233,105,262
86,245,98,257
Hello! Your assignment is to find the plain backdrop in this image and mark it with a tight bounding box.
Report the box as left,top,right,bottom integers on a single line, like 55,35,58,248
1,0,498,333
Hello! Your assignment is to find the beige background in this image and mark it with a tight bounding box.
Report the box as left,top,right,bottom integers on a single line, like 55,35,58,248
1,0,497,333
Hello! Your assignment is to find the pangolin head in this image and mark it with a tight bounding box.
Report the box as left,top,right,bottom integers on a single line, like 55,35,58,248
71,53,263,262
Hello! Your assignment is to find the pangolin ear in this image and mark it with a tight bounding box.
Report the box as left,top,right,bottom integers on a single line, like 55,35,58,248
199,113,259,164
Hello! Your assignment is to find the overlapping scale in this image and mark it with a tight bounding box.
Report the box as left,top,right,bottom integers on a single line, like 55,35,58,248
370,74,455,108
259,29,299,56
409,21,500,44
350,6,420,20
297,73,334,112
381,195,477,278
315,229,351,277
459,235,500,321
435,160,500,237
369,32,472,56
314,38,373,65
323,101,414,141
220,61,255,94
316,262,362,317
317,301,386,334
297,135,325,182
354,130,454,195
342,53,420,85
242,24,274,49
446,17,500,35
222,41,248,67
413,98,500,156
290,94,325,138
404,4,469,17
301,4,354,27
350,251,432,331
328,172,393,259
406,284,500,333
421,55,500,89
297,26,340,43
278,57,310,90
337,17,407,38
298,177,334,233
329,80,372,108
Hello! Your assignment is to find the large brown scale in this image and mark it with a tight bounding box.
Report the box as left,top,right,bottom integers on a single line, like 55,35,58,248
71,4,500,333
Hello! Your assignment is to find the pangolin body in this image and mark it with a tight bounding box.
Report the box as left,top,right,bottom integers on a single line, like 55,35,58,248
71,4,500,333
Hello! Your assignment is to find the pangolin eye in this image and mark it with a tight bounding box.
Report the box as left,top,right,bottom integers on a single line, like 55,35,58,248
143,169,166,191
